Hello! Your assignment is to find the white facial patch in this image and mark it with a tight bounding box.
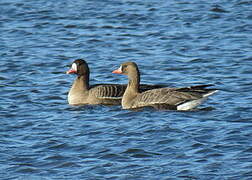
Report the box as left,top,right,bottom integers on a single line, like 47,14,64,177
72,63,77,71
119,65,122,72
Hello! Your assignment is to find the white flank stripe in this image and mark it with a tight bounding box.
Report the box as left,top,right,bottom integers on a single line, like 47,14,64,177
203,90,218,97
177,99,204,111
177,90,218,110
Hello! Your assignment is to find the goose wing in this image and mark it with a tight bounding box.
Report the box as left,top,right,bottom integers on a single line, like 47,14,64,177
90,84,126,100
90,84,167,100
131,88,202,109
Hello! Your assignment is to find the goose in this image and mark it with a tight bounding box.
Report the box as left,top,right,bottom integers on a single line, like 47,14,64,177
66,59,165,105
112,62,218,110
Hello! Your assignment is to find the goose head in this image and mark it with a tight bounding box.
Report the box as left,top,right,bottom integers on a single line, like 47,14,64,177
66,59,90,76
112,62,139,77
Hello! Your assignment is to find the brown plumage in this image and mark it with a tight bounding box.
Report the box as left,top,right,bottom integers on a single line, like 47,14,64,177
112,62,218,110
66,59,165,105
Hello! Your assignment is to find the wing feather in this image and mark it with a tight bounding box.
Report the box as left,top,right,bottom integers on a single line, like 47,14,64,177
89,83,166,100
131,88,202,108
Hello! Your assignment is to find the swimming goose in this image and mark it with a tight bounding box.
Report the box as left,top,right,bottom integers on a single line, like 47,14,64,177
66,59,165,105
112,62,218,110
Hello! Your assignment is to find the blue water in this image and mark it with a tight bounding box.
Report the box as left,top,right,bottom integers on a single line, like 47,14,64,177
1,0,252,179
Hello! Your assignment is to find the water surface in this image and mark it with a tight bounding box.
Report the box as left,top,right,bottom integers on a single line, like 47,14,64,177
0,0,252,179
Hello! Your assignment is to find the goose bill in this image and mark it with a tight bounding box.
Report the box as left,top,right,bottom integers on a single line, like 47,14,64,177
66,69,77,74
112,66,122,74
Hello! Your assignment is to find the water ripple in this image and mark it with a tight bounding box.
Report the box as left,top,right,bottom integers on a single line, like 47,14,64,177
0,0,252,179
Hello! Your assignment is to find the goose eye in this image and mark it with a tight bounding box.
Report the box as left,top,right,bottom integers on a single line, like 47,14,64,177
120,65,127,72
72,63,77,71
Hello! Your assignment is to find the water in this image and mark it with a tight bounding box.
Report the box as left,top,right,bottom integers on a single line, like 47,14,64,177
1,0,252,179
